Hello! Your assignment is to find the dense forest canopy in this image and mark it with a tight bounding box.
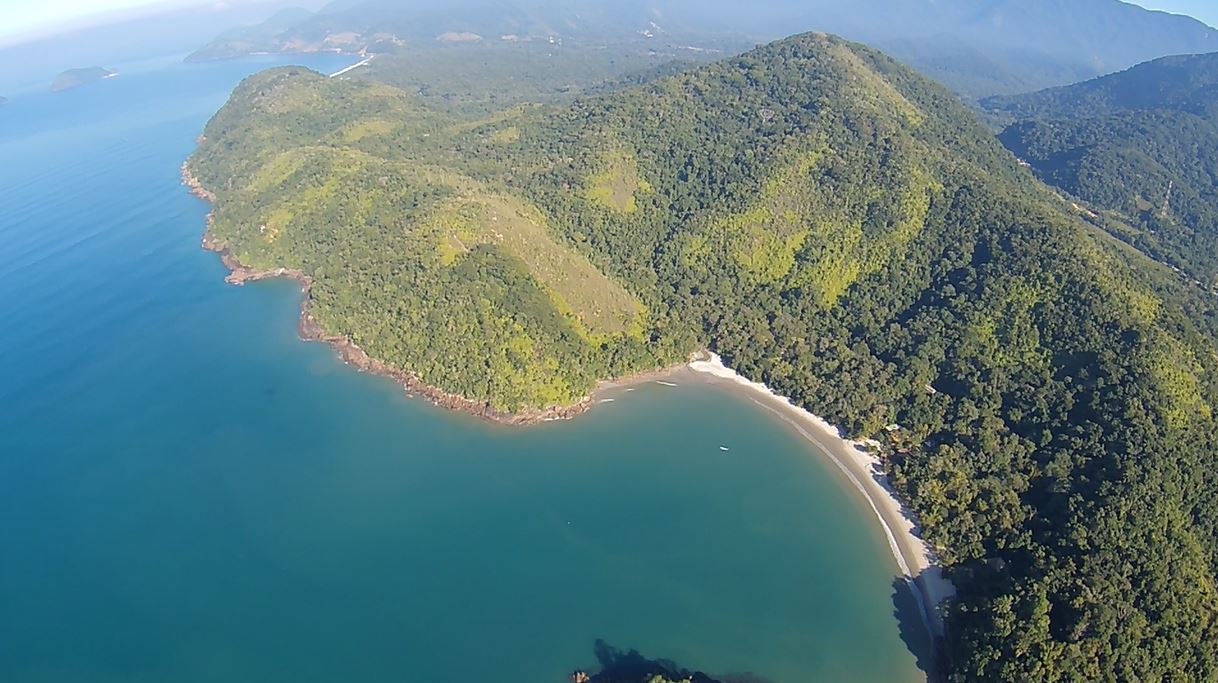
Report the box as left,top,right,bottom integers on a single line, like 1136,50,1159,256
191,32,1218,681
987,52,1218,289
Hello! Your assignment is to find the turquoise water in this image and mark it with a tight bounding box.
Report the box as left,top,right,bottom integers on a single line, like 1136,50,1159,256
0,55,924,682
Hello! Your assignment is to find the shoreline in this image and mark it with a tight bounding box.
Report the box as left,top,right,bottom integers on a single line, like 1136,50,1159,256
183,162,951,650
686,354,954,642
183,162,684,426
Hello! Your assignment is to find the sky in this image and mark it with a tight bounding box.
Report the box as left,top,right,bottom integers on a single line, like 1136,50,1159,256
0,0,207,45
1134,0,1218,28
2,0,180,38
0,0,327,46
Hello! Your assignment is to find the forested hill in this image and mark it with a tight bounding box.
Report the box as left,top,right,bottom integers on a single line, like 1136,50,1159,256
984,52,1218,120
702,0,1218,98
191,33,1218,680
986,52,1218,287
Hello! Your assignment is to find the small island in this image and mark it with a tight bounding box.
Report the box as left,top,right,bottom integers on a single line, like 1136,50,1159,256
51,67,116,92
0,96,7,106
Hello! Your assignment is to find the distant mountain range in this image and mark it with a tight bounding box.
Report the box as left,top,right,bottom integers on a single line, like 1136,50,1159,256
187,0,1218,98
986,52,1218,286
184,0,680,62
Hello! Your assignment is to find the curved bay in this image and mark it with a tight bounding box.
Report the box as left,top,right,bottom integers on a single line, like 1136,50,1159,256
0,54,924,683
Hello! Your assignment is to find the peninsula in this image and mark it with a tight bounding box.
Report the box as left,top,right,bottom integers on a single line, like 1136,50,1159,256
51,67,116,92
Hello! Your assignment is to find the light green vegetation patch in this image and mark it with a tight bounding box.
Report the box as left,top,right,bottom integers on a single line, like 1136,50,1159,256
965,279,1051,369
826,41,924,127
426,193,646,339
790,167,937,305
1074,227,1212,429
260,207,293,243
341,118,399,143
215,143,646,344
247,150,310,195
681,144,938,302
679,148,823,285
1080,230,1164,325
444,103,535,137
1148,333,1213,430
488,126,520,144
585,150,651,213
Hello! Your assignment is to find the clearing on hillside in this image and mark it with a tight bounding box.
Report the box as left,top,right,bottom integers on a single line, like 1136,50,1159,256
585,151,651,213
428,193,646,339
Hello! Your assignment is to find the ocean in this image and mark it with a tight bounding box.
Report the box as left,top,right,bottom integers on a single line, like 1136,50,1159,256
0,53,925,682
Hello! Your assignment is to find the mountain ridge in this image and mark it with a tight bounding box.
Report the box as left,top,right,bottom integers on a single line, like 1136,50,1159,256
987,51,1218,287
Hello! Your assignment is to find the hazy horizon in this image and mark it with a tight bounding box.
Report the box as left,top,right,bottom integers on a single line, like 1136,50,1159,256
0,0,329,48
1135,0,1218,29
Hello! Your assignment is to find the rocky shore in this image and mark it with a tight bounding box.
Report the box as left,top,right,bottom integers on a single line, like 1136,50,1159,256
181,162,667,426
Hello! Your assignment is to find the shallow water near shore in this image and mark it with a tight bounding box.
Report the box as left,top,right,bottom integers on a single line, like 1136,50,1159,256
0,55,925,682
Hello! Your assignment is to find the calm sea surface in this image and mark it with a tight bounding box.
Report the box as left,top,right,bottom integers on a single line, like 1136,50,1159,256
0,54,925,682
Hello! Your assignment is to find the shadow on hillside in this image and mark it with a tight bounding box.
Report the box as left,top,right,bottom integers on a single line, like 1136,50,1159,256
851,441,930,543
891,575,944,683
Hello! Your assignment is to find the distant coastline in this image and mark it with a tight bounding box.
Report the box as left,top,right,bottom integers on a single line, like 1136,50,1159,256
51,66,117,92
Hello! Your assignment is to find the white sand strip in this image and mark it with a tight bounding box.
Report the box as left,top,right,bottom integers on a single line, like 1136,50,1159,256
329,56,373,78
687,353,954,636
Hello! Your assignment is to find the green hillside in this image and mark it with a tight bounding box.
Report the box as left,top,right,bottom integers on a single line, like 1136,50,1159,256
987,53,1218,289
190,33,1218,680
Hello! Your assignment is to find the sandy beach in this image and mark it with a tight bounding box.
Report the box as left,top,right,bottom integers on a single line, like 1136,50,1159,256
681,353,954,639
